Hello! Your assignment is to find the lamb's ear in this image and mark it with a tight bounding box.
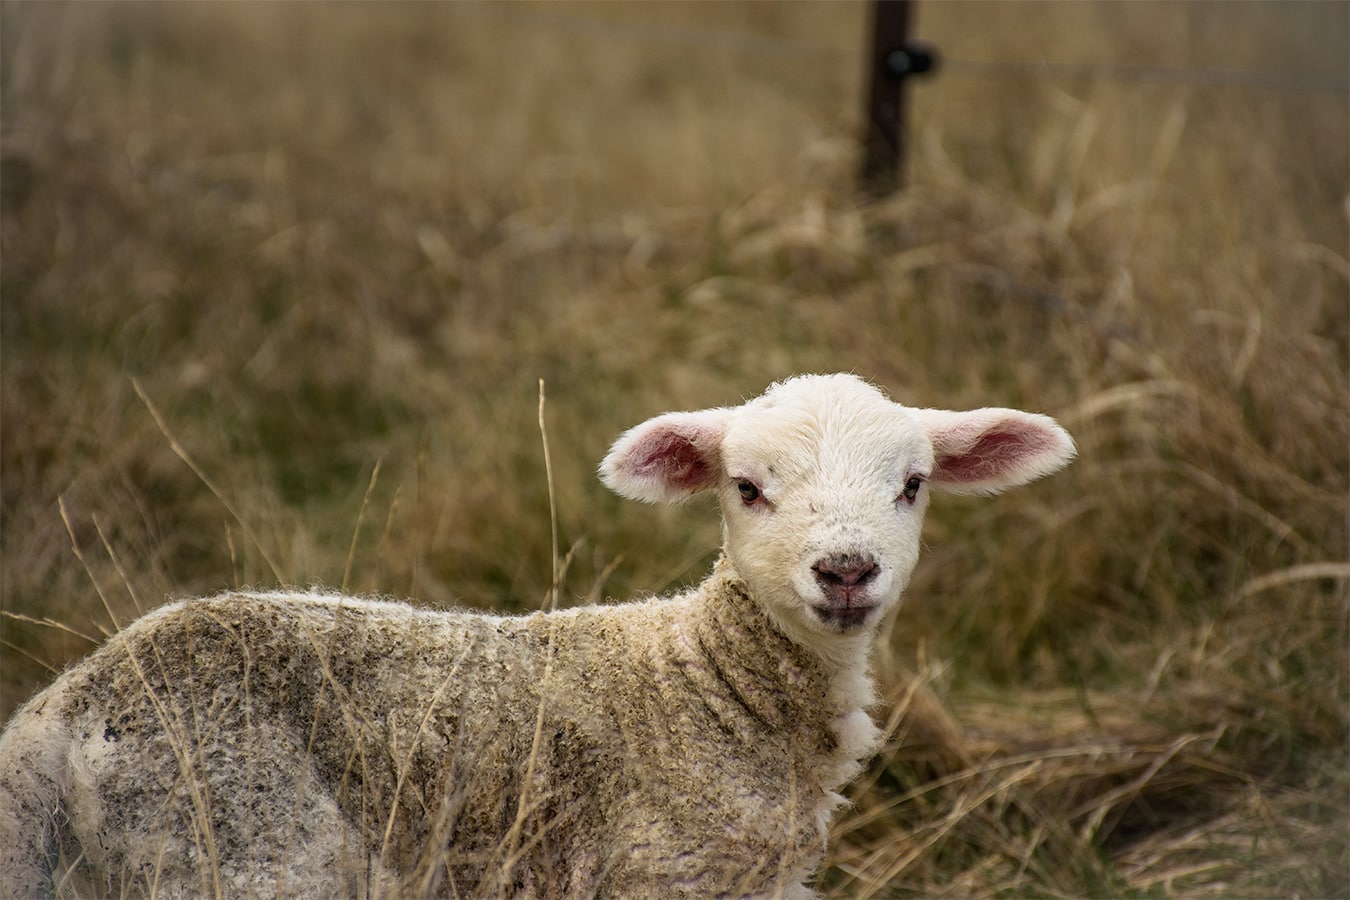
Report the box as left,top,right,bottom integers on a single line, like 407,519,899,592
599,409,732,504
912,407,1076,495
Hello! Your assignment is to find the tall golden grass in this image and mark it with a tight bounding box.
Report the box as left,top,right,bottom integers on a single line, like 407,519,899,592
2,2,1345,896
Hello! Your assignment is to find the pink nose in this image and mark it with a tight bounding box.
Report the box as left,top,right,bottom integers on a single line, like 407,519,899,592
812,555,879,590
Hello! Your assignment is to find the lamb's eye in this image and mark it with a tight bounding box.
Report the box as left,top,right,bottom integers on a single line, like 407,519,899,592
900,475,924,503
737,481,761,504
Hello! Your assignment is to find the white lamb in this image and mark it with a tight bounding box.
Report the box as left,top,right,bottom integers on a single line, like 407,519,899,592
0,373,1074,898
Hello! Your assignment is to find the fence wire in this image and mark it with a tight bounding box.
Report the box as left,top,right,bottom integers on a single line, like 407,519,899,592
941,58,1348,94
454,4,1349,96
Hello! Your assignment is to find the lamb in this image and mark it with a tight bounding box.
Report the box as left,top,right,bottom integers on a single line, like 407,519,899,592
0,373,1075,899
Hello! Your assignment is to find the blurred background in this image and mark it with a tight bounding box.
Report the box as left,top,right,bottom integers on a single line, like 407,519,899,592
2,2,1346,895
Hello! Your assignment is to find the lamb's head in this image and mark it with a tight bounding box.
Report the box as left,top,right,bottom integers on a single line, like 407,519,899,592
600,374,1075,655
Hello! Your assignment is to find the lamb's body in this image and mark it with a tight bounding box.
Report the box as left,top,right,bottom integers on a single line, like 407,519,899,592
0,373,1075,898
3,565,849,897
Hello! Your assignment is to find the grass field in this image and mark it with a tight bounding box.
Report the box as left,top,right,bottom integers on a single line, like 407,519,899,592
2,1,1346,896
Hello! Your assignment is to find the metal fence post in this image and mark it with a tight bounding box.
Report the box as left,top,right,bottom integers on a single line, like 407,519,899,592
861,0,938,196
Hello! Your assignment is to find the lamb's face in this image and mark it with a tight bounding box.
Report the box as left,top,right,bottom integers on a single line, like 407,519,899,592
599,372,1076,656
716,378,933,639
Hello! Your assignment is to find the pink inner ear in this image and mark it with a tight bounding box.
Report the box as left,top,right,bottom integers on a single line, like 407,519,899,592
935,428,1055,484
630,430,718,493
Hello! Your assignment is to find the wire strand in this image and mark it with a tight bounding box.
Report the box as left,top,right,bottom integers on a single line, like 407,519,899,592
447,4,1349,95
941,58,1349,94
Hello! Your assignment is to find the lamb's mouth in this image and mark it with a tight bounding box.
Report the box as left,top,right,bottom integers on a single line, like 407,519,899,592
811,603,877,631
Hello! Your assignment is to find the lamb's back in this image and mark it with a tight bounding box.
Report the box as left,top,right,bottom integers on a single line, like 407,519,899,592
23,592,562,895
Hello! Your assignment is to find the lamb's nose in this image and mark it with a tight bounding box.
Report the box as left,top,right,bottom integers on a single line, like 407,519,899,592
812,555,879,588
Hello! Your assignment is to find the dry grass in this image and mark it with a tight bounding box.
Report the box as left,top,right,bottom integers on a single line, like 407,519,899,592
1,1,1346,896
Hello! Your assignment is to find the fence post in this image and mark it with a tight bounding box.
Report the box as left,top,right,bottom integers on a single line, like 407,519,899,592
860,0,938,196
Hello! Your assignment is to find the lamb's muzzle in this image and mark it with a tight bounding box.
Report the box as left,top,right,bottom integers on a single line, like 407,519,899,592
811,553,881,629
